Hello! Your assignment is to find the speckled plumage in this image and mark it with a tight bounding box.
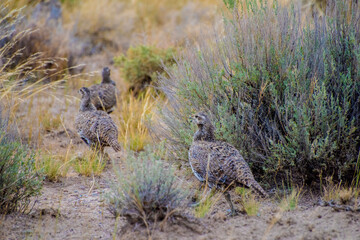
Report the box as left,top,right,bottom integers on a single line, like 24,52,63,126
89,67,117,114
75,87,121,153
189,112,267,214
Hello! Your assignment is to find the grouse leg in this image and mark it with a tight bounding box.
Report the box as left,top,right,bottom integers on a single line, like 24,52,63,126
224,192,236,216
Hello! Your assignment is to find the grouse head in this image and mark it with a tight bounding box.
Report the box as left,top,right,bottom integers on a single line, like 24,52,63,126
192,112,215,142
193,112,210,127
101,67,111,82
78,87,95,112
79,87,91,98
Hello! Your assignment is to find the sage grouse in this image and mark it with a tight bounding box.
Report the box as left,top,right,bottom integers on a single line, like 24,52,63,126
89,67,117,114
75,87,121,153
189,112,267,215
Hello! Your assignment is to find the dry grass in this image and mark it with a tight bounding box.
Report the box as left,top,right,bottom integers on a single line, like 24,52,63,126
36,154,70,182
41,112,62,132
322,177,342,202
235,187,260,216
278,187,302,212
114,89,160,151
338,188,356,205
262,186,302,239
0,2,76,147
322,177,359,205
194,189,221,218
0,3,76,182
72,151,106,177
63,0,132,52
4,1,71,74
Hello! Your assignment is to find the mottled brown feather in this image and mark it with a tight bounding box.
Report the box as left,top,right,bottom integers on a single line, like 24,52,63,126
189,112,267,197
88,67,117,114
75,87,121,152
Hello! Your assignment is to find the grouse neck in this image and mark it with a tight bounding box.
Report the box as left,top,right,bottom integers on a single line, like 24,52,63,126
102,74,111,84
193,124,215,142
80,96,96,112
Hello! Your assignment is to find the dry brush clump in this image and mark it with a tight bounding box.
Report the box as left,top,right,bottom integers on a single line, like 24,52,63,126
2,0,71,78
107,146,189,229
157,0,360,185
321,176,360,205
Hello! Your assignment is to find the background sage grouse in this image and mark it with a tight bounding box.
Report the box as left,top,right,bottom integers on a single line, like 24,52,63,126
89,67,117,114
75,87,121,153
189,112,267,215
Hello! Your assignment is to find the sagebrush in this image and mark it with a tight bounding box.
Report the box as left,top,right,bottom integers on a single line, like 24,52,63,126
157,0,360,185
107,146,188,226
0,120,43,214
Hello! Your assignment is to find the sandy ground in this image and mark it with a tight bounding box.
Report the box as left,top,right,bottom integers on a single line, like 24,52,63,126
1,170,360,240
1,87,360,240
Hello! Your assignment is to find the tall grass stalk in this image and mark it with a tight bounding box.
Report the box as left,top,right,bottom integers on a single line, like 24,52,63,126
115,89,159,151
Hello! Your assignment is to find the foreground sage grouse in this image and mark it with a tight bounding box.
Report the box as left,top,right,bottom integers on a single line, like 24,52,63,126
89,67,117,113
189,112,267,215
75,87,121,153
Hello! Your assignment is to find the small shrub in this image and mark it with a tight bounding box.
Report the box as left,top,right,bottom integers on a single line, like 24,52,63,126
36,154,69,182
0,132,43,214
114,45,176,95
235,187,260,216
72,151,106,177
222,0,238,10
278,187,302,211
107,146,188,226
